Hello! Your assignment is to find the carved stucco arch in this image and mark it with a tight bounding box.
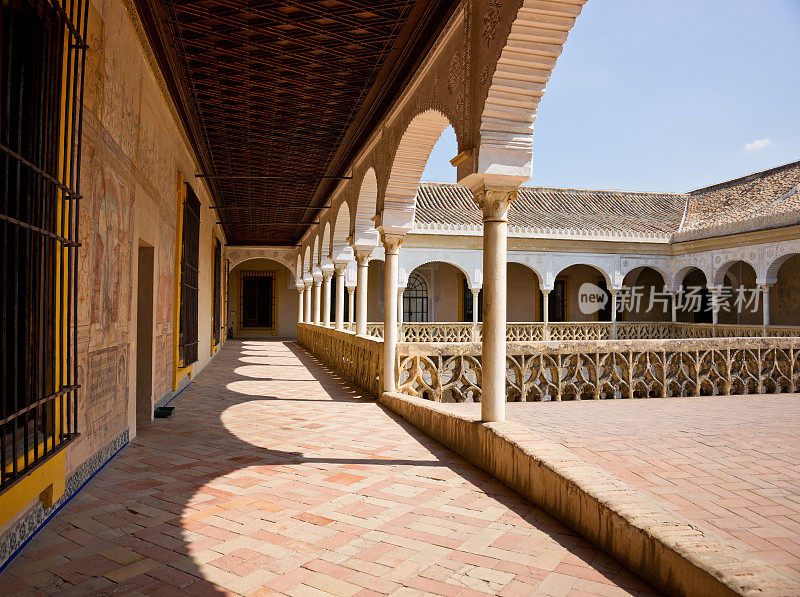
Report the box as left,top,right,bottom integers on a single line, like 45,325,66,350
507,256,545,288
380,108,461,230
400,258,474,290
550,255,614,290
765,251,800,284
621,265,671,291
227,252,297,287
352,167,380,247
331,201,353,261
672,265,709,292
712,258,759,287
471,0,587,181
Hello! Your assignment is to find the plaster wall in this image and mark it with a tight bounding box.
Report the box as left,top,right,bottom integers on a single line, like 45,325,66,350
69,0,227,472
507,263,538,322
771,255,800,326
368,260,385,322
559,265,610,322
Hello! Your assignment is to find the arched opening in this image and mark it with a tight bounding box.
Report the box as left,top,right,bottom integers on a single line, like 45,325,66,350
676,268,711,323
553,264,612,322
353,168,379,247
621,267,669,322
716,261,761,325
507,262,540,322
331,202,352,261
228,258,296,338
404,261,470,322
770,254,800,326
383,109,454,230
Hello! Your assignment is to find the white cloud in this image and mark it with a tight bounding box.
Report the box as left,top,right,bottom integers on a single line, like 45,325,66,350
744,138,773,152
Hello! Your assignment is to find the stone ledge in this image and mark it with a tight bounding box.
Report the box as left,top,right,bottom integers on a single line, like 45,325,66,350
379,392,800,597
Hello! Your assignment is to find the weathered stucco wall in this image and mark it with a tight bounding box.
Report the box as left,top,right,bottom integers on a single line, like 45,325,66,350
70,0,226,471
507,263,538,322
228,259,297,338
771,255,800,326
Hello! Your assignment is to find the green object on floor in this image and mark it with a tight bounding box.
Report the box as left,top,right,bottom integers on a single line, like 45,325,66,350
154,407,174,418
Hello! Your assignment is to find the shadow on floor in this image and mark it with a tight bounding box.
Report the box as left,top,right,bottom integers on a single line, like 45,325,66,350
0,339,656,595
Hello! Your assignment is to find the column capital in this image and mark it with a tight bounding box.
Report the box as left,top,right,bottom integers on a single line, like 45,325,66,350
353,248,373,265
295,284,305,294
470,185,518,222
333,261,348,275
379,229,405,255
322,270,333,281
471,287,481,296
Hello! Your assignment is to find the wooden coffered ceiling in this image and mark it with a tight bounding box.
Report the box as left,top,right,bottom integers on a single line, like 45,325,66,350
134,0,461,246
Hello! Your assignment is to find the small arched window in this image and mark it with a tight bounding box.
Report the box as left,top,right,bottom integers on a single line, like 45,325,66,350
404,272,428,322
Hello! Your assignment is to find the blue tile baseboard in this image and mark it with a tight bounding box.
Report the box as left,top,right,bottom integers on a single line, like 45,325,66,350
0,428,130,572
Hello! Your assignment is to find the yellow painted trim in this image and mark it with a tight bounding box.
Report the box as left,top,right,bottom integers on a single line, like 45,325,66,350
172,172,191,390
0,450,65,528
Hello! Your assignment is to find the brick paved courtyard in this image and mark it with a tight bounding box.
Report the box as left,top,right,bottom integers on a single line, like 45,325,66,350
445,395,800,581
0,341,657,596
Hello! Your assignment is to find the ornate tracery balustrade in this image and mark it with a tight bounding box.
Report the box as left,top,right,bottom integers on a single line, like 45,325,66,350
297,323,382,396
362,322,800,342
396,337,800,402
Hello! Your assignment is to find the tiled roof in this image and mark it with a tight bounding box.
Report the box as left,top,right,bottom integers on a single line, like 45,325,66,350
682,160,800,231
414,183,686,237
413,160,800,240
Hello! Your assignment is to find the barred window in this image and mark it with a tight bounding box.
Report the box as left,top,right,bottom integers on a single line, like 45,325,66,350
403,273,428,322
178,184,200,366
1,0,88,490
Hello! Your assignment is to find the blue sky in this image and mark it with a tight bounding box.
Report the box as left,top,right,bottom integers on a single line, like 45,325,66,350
421,0,800,192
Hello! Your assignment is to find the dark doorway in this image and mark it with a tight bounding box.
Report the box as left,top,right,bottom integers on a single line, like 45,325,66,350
136,243,154,422
241,272,276,330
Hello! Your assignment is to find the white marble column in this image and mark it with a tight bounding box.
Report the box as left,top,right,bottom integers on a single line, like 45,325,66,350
303,282,312,324
472,185,517,423
347,287,355,329
709,285,719,336
760,283,771,333
471,288,480,341
610,289,618,339
334,262,347,330
296,284,305,324
397,287,404,339
380,232,403,393
322,269,333,326
312,274,322,325
354,249,372,335
541,289,550,341
670,291,678,323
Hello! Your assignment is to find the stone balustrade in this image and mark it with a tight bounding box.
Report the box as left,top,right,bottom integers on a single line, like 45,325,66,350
396,337,800,402
297,323,382,395
361,321,800,342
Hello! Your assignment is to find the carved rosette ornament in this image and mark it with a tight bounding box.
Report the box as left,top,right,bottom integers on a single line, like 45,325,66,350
472,186,518,222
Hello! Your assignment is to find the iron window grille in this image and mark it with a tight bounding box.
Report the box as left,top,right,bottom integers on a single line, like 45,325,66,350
178,184,200,366
403,272,428,322
1,0,88,490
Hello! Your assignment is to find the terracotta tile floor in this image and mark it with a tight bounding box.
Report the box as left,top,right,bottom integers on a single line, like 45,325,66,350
445,396,800,580
0,340,658,596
